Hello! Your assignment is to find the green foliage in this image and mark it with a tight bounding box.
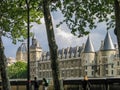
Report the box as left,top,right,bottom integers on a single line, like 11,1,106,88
51,0,115,37
0,0,116,39
0,0,43,44
7,61,27,79
1,0,115,39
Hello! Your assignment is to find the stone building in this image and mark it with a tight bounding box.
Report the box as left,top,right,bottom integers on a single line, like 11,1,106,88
16,31,120,80
16,42,27,62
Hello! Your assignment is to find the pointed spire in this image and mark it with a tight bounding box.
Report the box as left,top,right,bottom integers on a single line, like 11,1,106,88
30,34,42,49
84,36,95,53
103,31,115,50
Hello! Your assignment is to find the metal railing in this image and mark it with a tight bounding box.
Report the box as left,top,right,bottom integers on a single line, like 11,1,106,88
0,78,120,90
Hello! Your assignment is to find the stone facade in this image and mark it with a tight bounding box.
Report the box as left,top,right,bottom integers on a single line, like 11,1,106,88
16,43,27,62
16,32,120,80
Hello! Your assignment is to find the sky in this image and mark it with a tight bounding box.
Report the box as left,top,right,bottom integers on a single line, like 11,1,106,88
3,11,117,58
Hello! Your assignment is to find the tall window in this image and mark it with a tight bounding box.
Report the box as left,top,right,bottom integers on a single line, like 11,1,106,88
85,66,87,70
117,61,119,66
111,70,114,75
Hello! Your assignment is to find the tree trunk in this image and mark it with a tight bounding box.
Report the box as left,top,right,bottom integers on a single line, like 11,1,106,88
0,36,11,90
114,0,120,57
43,0,61,90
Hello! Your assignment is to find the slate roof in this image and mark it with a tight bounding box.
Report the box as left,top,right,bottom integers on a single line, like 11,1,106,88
84,36,95,53
103,31,115,50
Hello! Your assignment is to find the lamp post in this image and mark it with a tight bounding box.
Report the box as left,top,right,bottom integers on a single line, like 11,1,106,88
26,0,31,90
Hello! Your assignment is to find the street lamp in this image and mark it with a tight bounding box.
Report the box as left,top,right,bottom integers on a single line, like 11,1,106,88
26,0,31,90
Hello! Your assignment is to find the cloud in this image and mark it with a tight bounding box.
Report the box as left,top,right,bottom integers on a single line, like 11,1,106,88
3,11,117,58
55,28,87,49
31,23,49,51
52,11,63,20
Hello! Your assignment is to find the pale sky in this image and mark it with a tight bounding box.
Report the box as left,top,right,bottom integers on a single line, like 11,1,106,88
3,11,117,58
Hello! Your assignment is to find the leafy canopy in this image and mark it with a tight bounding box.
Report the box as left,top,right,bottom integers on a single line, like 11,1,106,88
1,0,114,40
7,61,27,79
51,0,115,37
0,0,116,41
0,0,43,43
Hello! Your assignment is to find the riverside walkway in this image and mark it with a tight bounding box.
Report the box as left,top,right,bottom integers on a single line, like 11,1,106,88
0,77,120,90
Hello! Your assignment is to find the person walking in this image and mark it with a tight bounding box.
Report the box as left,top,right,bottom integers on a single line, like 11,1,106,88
34,77,39,90
83,75,91,90
42,78,48,90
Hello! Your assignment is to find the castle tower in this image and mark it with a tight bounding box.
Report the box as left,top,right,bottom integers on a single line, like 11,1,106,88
103,31,115,51
99,31,115,77
83,36,95,77
16,43,27,62
30,35,42,78
30,35,42,61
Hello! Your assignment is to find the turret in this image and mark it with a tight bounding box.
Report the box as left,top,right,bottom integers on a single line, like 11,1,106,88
30,35,43,79
84,36,95,53
101,31,115,56
83,36,95,77
30,35,42,61
16,43,27,62
103,31,115,50
99,31,116,77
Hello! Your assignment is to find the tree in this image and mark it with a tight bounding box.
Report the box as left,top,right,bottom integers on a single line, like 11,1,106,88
114,0,120,57
0,36,10,90
2,0,120,90
26,1,120,90
42,1,120,89
7,61,27,79
0,0,42,90
42,0,61,90
53,0,120,56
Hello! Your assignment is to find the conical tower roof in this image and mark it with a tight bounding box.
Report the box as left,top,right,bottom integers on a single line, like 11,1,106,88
17,43,27,53
16,42,27,61
30,35,42,49
84,36,95,53
103,31,115,50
